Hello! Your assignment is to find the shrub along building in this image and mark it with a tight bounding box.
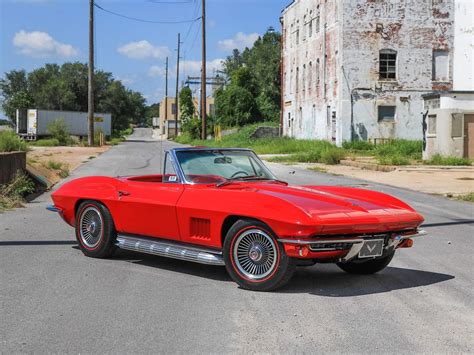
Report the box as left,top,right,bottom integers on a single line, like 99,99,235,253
280,0,457,145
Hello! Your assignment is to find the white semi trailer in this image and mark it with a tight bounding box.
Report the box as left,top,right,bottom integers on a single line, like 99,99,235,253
16,109,112,140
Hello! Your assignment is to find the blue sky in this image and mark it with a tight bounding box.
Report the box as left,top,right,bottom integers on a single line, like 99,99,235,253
0,0,289,105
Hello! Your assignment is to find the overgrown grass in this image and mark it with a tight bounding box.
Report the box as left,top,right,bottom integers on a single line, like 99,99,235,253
425,154,472,166
42,160,70,178
0,171,35,212
176,122,340,155
30,138,60,147
0,131,29,152
455,192,474,202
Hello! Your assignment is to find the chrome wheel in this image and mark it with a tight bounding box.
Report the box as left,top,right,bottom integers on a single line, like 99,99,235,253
79,206,103,248
233,229,277,280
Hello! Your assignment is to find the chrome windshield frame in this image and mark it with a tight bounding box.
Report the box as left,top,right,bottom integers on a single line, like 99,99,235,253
168,147,277,185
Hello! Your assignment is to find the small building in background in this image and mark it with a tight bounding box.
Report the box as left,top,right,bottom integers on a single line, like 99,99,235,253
422,0,474,160
158,96,215,139
281,0,458,145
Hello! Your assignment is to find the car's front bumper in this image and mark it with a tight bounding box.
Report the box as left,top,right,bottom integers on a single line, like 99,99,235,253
278,229,427,262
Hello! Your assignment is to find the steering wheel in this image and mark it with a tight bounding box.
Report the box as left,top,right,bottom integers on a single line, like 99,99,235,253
230,170,249,179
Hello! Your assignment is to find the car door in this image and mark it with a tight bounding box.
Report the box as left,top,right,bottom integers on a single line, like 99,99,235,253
115,153,184,241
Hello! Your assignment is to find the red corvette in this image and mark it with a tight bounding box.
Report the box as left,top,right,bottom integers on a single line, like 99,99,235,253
49,147,426,291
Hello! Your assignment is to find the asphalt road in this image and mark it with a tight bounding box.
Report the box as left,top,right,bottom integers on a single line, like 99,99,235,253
1,128,473,353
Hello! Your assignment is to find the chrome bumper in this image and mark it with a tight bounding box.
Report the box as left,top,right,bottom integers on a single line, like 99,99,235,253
278,229,427,262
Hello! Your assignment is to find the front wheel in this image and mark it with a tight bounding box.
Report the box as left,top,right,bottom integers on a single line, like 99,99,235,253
336,252,394,275
75,200,116,258
223,219,295,291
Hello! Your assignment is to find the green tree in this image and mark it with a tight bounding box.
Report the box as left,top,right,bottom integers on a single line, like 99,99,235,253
179,86,200,138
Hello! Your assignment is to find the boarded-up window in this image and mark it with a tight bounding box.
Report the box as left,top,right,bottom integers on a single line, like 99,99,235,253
428,115,437,135
379,49,397,80
433,50,449,81
378,106,396,121
452,113,463,138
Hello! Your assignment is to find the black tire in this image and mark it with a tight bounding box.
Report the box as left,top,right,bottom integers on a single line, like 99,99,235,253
75,200,116,258
223,219,295,291
336,252,395,275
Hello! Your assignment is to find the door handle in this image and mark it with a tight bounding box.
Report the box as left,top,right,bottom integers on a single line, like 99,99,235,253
118,190,131,197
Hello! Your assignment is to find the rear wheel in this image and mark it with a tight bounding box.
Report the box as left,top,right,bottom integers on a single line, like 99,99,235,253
336,252,394,274
75,200,116,258
223,219,295,291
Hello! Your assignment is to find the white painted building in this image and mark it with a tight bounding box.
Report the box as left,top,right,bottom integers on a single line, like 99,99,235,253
421,0,474,160
281,0,456,145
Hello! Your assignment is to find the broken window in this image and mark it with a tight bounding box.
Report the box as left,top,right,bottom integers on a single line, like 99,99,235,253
296,29,299,45
428,115,437,135
302,64,306,92
432,50,449,81
308,62,312,90
378,106,396,121
379,49,397,80
316,59,320,86
452,114,463,138
296,67,299,93
309,19,313,37
315,16,320,33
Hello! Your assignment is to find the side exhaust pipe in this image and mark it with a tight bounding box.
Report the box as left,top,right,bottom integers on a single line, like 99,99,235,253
116,235,225,266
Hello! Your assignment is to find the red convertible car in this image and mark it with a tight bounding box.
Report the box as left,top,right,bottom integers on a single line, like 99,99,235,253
49,147,426,291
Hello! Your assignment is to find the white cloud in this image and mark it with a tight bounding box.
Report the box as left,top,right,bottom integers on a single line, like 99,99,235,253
118,40,170,60
181,59,224,76
149,59,224,78
13,30,79,58
218,32,260,51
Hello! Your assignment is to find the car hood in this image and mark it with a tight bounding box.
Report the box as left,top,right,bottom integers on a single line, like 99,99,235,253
247,183,424,233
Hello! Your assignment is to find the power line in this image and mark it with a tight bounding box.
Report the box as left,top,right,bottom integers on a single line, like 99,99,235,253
94,2,199,24
148,0,194,3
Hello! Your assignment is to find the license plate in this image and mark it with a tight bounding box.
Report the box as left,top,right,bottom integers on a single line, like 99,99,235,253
358,239,384,258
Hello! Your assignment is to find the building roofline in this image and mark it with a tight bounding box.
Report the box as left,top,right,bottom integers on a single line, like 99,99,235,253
281,0,296,15
422,90,474,99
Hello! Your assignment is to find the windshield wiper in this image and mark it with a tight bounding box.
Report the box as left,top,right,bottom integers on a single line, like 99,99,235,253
216,176,287,188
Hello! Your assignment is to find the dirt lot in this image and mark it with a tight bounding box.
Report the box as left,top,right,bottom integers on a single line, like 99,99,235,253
27,146,109,186
280,162,474,196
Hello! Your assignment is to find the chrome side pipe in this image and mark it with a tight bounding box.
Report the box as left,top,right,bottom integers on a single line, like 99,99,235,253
115,235,225,266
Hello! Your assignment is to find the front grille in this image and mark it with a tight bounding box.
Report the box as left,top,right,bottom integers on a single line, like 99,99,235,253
309,242,353,251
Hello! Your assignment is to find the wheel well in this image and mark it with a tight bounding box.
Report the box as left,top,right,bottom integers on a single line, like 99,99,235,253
221,215,267,246
74,199,88,218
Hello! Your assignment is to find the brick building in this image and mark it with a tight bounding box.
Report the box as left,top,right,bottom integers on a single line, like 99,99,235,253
281,0,455,145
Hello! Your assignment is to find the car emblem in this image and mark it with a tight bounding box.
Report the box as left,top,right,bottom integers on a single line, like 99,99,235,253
367,243,377,253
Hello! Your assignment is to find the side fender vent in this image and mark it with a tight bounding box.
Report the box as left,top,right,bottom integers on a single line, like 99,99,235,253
190,218,211,240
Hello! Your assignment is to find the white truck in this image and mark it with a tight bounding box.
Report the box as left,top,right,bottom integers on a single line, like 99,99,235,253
16,109,112,140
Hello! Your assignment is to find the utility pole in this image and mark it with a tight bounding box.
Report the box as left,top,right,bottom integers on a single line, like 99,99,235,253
165,57,168,124
175,33,181,136
88,0,94,146
200,0,207,140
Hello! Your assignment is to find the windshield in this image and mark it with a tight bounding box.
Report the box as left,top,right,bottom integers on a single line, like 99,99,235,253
175,150,277,184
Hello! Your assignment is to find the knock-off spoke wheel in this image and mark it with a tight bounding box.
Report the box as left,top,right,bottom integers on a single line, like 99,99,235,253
234,229,277,280
75,200,116,258
224,219,296,291
79,207,103,248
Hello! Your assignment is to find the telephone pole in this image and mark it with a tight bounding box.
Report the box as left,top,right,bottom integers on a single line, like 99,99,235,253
87,0,94,146
175,33,181,136
200,0,207,139
164,57,168,123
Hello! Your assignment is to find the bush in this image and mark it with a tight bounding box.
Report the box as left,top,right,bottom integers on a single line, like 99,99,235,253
31,138,60,147
0,171,35,198
0,131,29,152
47,119,73,145
342,140,375,151
455,192,474,202
425,154,472,166
378,154,410,166
320,148,346,165
375,140,422,160
45,160,63,170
